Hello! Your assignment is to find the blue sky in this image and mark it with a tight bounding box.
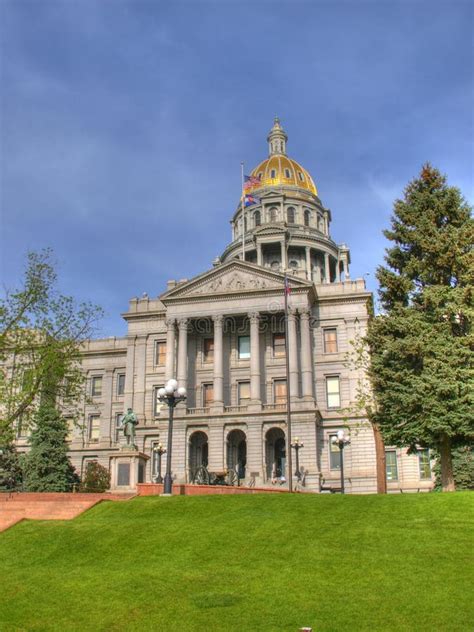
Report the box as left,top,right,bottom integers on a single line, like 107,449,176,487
1,0,473,336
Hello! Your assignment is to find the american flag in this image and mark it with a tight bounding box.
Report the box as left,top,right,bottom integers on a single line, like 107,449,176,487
243,174,261,191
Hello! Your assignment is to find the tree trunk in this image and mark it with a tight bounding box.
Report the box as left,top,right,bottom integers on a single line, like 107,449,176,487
372,422,387,494
439,434,456,492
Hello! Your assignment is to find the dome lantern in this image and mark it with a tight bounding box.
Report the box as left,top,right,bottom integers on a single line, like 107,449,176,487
267,116,288,156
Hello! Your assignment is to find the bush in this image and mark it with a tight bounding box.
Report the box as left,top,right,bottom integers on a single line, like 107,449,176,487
80,461,110,493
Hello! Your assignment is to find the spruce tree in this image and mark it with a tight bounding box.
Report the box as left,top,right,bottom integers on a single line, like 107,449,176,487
0,440,23,491
22,405,79,492
366,164,473,491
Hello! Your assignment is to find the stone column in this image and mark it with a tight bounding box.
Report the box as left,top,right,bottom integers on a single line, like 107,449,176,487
299,309,314,400
257,243,263,266
134,336,147,420
343,258,350,279
336,257,341,282
305,246,312,281
123,336,136,411
324,252,330,283
288,308,299,399
280,240,286,271
213,315,224,406
100,369,114,446
177,318,188,390
249,312,261,405
165,318,176,381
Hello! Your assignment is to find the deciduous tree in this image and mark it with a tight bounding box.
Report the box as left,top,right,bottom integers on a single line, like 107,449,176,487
0,249,103,438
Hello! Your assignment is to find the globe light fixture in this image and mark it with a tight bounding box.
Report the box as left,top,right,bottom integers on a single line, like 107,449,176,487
290,437,304,482
332,430,350,494
152,442,167,484
158,378,187,495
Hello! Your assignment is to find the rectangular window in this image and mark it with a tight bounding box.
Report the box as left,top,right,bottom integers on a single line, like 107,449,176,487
329,434,342,470
238,381,251,405
324,328,338,353
155,341,167,366
203,383,214,406
238,335,250,359
65,418,74,442
274,379,287,405
203,338,214,362
418,449,432,480
91,376,102,397
153,386,164,416
273,333,286,357
385,450,398,481
89,415,100,442
117,373,125,396
326,376,341,409
115,413,124,442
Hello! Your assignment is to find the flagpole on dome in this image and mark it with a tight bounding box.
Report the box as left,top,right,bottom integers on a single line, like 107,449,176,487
284,272,293,492
241,161,245,261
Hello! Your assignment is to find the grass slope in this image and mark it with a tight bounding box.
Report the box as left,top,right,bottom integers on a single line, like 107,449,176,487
0,493,473,632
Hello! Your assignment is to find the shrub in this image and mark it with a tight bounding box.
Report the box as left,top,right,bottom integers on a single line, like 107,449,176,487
80,461,110,493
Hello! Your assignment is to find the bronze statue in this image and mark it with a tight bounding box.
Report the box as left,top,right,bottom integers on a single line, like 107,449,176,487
121,408,138,448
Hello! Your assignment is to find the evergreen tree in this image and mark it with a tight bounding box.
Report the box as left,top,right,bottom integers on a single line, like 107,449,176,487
22,405,79,492
0,440,23,491
434,446,474,491
366,164,473,491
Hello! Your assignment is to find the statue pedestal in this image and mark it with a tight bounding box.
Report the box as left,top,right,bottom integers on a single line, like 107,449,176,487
110,451,150,492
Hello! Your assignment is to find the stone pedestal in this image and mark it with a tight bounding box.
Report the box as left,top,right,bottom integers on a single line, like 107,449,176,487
110,450,150,492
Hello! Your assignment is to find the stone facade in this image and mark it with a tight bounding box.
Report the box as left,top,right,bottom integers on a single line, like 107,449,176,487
14,119,434,493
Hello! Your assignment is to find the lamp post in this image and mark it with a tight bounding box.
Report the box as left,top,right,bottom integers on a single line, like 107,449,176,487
331,429,350,494
290,437,304,481
153,442,167,484
157,379,187,495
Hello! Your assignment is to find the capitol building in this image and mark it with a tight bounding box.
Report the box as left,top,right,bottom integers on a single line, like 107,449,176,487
29,119,433,493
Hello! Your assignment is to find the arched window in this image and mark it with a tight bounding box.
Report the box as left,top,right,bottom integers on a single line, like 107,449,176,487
254,210,261,227
287,207,295,223
270,207,277,222
298,171,305,182
304,209,311,227
284,168,291,179
318,215,324,231
270,169,276,179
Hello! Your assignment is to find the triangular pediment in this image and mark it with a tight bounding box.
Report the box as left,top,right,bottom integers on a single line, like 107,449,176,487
160,260,311,302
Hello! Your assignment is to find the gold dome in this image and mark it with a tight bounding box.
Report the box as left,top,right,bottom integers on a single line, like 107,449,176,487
246,118,318,196
250,155,317,196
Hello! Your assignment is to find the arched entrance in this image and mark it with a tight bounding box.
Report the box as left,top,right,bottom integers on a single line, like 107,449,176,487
226,429,247,479
265,427,286,482
188,431,208,481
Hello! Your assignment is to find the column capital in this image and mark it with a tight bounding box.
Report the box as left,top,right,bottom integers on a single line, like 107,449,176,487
248,311,260,324
287,307,297,321
213,314,224,326
299,307,311,319
178,318,188,330
165,317,176,328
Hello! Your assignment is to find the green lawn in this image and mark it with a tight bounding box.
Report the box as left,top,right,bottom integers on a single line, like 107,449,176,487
0,493,473,632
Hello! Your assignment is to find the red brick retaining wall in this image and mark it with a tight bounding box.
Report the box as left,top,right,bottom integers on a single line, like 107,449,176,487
0,491,135,532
